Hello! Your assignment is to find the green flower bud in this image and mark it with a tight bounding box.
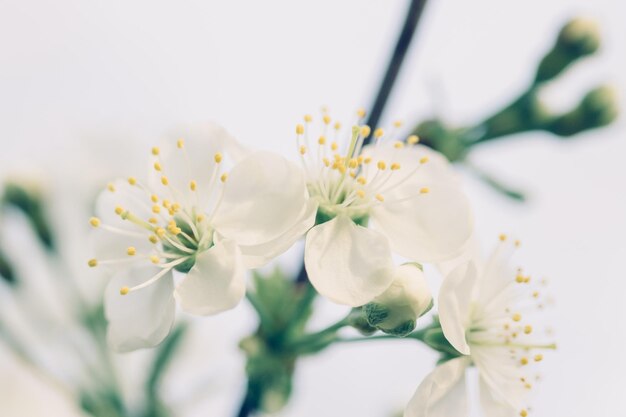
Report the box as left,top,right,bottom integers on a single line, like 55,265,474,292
363,263,432,337
535,18,600,84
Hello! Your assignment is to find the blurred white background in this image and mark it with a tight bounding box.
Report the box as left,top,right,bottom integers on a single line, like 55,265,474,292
1,0,625,416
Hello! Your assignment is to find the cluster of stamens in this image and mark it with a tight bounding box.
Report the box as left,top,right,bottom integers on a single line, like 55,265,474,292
295,108,429,219
88,140,228,296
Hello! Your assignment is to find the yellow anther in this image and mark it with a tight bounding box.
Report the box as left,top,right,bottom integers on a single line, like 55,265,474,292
349,171,356,178
524,276,531,283
214,153,223,163
89,217,101,228
177,139,184,148
520,357,529,366
154,162,162,171
299,145,307,155
394,141,404,149
524,325,533,334
156,227,166,237
516,274,525,283
420,187,430,194
220,173,228,183
520,410,528,417
337,165,347,174
534,354,543,362
322,157,330,167
88,259,98,268
120,286,129,295
323,115,331,125
407,135,420,145
115,206,124,215
296,124,305,135
128,177,137,185
196,214,205,222
152,147,160,156
356,108,366,118
149,235,158,244
356,190,366,198
348,158,358,169
515,239,521,247
162,199,171,208
152,204,161,214
375,194,385,202
304,114,313,122
172,203,181,212
151,194,159,203
357,176,367,185
150,255,160,264
334,121,341,130
161,176,169,186
512,313,522,322
190,180,197,191
318,136,327,145
419,156,429,164
525,383,532,389
357,155,364,164
107,183,116,192
331,142,338,151
533,291,540,298
360,125,371,138
393,120,403,128
499,233,508,242
364,157,372,164
127,247,136,256
374,128,384,139
377,161,387,170
391,162,401,170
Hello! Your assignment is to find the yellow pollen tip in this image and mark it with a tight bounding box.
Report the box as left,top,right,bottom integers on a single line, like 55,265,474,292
331,142,338,151
296,124,305,135
87,259,98,268
377,161,387,170
375,194,384,202
149,235,158,244
120,286,129,295
334,122,341,130
152,147,160,156
357,176,366,185
356,108,366,118
337,165,347,174
150,255,160,264
419,156,429,164
524,325,533,334
107,183,116,192
299,145,307,155
156,227,166,237
356,190,366,198
304,114,312,123
161,176,169,186
391,162,401,170
394,141,404,149
322,157,330,167
393,120,403,128
196,214,205,222
348,158,358,169
89,217,101,228
115,206,124,215
360,125,371,137
127,247,136,256
520,357,529,366
407,135,419,145
516,274,525,283
154,162,162,171
177,139,184,148
499,233,508,241
220,173,228,183
364,157,372,164
151,194,159,203
374,128,384,139
318,136,327,145
534,354,543,362
512,313,522,322
515,239,521,247
152,205,161,214
190,180,197,191
128,177,137,185
420,187,430,194
214,153,223,163
520,410,528,417
323,115,331,125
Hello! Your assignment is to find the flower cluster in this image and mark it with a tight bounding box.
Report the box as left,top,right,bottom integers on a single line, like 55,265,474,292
88,110,554,414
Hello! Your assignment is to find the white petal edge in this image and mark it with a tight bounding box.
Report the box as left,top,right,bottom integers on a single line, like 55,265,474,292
175,238,246,316
304,215,395,307
239,199,318,268
438,261,479,355
405,356,471,417
105,265,175,353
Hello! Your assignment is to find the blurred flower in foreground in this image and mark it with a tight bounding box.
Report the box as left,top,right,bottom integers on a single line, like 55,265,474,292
89,125,315,351
298,111,473,307
405,237,556,417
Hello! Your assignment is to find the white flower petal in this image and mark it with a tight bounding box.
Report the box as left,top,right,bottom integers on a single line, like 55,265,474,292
238,199,318,268
213,151,310,246
104,265,175,352
371,181,473,262
405,357,471,417
304,215,395,307
438,261,479,355
175,238,245,316
479,377,518,417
